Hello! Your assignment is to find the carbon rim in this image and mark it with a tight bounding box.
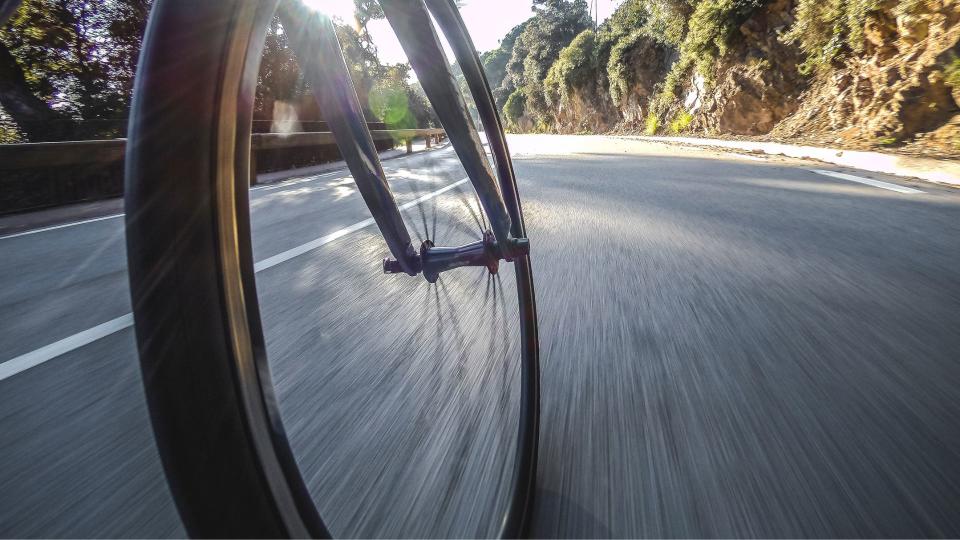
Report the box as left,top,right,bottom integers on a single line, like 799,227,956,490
124,1,538,537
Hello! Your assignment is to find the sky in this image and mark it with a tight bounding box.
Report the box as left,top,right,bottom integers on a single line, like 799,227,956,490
305,0,625,64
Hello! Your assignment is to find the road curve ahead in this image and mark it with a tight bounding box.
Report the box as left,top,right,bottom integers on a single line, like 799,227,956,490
1,135,959,537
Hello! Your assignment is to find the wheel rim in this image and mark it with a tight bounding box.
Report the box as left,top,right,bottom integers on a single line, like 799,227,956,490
125,1,537,537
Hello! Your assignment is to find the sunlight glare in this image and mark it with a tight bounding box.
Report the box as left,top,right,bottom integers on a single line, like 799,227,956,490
299,0,357,23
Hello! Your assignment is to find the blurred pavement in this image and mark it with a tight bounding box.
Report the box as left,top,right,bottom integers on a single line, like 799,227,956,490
1,135,959,537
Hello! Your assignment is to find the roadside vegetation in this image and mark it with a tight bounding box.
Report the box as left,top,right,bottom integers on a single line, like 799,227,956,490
0,0,435,143
487,0,959,155
2,0,956,155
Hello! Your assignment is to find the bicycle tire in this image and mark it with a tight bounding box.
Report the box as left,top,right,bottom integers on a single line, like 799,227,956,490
124,1,539,537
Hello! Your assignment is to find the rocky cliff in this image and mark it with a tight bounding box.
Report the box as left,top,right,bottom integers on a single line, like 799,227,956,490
771,0,959,153
504,0,960,155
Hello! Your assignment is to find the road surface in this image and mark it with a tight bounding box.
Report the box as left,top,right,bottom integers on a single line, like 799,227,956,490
1,135,959,537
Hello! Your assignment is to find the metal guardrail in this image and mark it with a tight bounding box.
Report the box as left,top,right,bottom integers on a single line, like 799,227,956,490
250,128,445,150
0,139,126,170
0,128,446,214
0,128,447,172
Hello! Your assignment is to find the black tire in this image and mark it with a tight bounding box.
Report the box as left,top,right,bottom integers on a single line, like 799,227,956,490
124,1,538,537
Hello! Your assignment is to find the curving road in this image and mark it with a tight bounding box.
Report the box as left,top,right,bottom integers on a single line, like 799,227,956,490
1,135,959,537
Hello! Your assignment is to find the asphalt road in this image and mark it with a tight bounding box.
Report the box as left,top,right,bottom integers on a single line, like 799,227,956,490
1,135,959,537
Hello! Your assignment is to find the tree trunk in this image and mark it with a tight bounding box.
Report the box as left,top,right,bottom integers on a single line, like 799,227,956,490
0,0,19,26
0,39,75,141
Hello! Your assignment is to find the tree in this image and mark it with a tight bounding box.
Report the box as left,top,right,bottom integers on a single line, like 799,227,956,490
483,20,529,108
369,63,437,131
0,29,70,141
352,0,383,53
499,0,592,124
0,0,150,141
1,0,437,141
255,4,436,128
255,15,309,124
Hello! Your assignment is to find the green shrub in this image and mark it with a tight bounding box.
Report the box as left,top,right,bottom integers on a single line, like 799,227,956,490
504,89,526,125
681,0,765,82
641,0,693,47
785,0,883,74
608,30,647,106
545,30,598,106
501,0,593,125
645,0,764,114
645,112,660,134
944,55,960,89
0,124,22,143
669,110,694,133
876,136,899,146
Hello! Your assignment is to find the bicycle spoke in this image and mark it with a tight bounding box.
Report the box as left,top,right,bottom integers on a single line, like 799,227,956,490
123,0,538,537
278,0,417,271
423,0,527,239
379,0,512,245
405,178,433,242
476,193,489,231
451,183,485,233
431,198,439,245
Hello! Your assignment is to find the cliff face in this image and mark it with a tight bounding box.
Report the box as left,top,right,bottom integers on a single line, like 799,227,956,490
547,37,674,133
771,0,960,152
518,0,960,154
694,0,806,135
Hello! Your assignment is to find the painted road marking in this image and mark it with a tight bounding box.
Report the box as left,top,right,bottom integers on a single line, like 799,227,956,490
0,177,471,382
0,314,134,381
2,145,454,239
251,170,346,192
0,214,125,240
256,177,468,272
0,173,343,241
810,169,923,194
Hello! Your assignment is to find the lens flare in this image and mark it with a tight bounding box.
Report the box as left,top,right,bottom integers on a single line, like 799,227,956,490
298,0,357,22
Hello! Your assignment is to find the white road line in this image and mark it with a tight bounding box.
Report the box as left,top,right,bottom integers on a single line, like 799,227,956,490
254,177,469,272
251,170,346,192
0,177,470,382
810,169,924,194
1,147,453,240
0,314,134,381
0,176,326,239
0,213,124,240
250,143,451,192
2,171,392,240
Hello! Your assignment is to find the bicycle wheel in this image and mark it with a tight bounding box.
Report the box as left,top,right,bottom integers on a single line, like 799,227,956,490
124,0,538,537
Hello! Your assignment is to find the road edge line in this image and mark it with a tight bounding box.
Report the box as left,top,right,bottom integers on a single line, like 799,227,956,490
0,177,470,382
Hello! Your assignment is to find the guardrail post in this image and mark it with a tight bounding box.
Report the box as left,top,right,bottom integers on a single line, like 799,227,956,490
249,149,258,186
425,135,431,149
405,138,413,155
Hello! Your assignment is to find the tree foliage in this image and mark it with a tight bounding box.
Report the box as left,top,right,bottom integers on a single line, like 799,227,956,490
483,20,529,108
494,0,592,125
0,0,149,140
503,88,526,126
545,29,599,106
369,63,436,131
784,0,882,73
1,0,434,142
484,0,793,132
